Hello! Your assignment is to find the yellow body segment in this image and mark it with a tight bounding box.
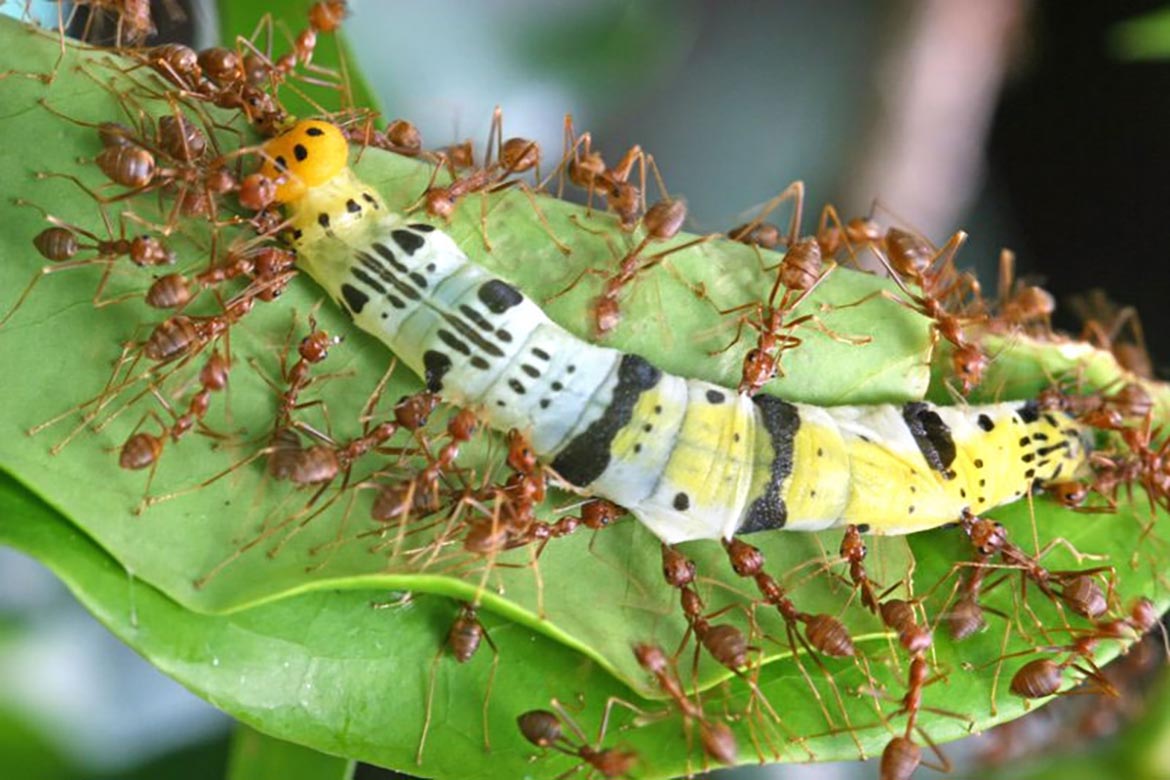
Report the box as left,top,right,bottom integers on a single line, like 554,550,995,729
783,406,851,530
658,388,753,513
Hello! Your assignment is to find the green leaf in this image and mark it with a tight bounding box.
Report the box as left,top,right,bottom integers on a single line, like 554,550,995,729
0,13,1167,779
0,470,898,777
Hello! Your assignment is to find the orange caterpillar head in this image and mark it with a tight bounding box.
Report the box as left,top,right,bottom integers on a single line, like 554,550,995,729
259,120,349,203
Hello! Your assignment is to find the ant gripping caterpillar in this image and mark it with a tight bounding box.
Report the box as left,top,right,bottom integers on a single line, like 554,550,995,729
259,120,1090,545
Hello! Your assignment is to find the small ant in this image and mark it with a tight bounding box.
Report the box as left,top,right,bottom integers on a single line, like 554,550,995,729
553,197,716,335
559,114,647,230
343,116,424,157
118,349,231,508
417,602,499,764
145,243,295,311
410,107,568,254
870,229,989,393
517,699,639,779
994,597,1157,705
3,198,174,327
632,643,737,767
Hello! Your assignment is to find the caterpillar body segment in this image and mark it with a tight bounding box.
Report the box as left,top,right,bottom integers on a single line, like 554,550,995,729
265,121,1090,545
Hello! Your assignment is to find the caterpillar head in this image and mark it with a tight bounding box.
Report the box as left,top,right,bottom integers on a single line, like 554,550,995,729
259,120,349,203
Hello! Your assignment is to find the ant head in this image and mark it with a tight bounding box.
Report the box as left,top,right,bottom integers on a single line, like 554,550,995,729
259,120,349,204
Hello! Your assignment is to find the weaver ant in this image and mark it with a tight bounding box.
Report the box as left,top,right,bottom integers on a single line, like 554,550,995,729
552,196,717,335
632,643,737,768
343,116,423,157
3,198,174,327
940,513,1118,646
559,114,649,230
140,3,349,134
144,242,295,311
837,527,966,780
987,597,1158,708
119,349,231,509
417,602,499,764
517,699,639,779
716,184,873,393
1068,288,1155,379
719,536,868,757
409,106,568,254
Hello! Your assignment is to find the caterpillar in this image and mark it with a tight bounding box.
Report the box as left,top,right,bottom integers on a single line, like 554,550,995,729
259,120,1090,546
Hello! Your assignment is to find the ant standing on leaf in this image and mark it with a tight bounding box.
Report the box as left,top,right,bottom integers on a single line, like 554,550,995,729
559,114,649,230
118,348,231,510
985,596,1159,708
869,227,990,394
417,601,499,765
409,106,569,254
939,511,1117,647
632,643,738,769
37,88,278,232
2,197,174,327
553,195,716,336
719,186,876,394
518,699,640,779
835,527,968,780
552,149,725,337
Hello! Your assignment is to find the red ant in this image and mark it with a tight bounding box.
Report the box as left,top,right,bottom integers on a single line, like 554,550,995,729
232,8,350,101
118,349,230,509
719,536,868,757
992,597,1157,706
38,92,271,230
517,699,639,779
659,545,753,675
727,187,880,265
632,643,737,768
410,107,568,254
837,527,968,780
990,248,1056,337
715,184,872,393
867,228,989,393
417,602,499,764
1047,385,1170,522
3,198,174,327
553,197,717,335
941,513,1117,643
713,241,858,394
368,402,487,531
426,430,617,558
188,378,444,589
559,115,647,230
145,242,295,311
1068,288,1155,379
752,195,986,392
263,317,342,431
144,3,348,135
267,390,438,504
343,116,424,158
64,0,157,47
